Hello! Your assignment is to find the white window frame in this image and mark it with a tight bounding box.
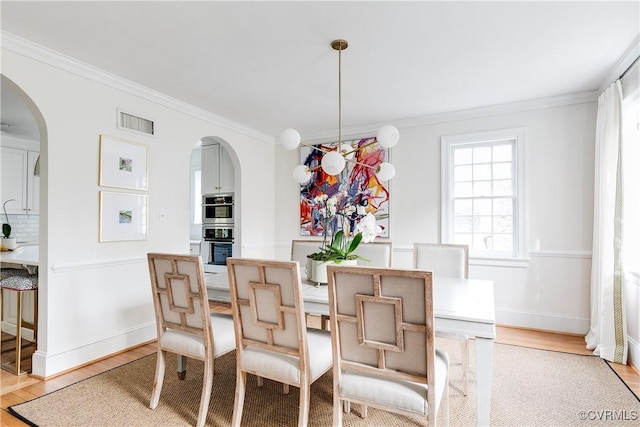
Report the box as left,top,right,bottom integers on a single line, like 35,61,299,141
441,127,527,266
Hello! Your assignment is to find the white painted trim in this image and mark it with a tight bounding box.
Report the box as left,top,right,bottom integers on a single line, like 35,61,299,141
31,323,156,378
440,127,527,259
51,257,146,272
496,307,590,335
1,31,273,143
627,270,640,286
306,92,598,141
528,249,592,259
627,335,640,374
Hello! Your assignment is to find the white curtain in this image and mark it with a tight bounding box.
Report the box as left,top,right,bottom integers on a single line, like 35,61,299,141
585,80,627,364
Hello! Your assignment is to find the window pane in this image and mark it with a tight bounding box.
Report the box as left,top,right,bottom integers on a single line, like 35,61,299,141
494,215,513,233
473,234,492,251
492,234,513,252
493,144,512,161
454,165,472,182
454,148,472,165
473,199,492,215
493,162,511,179
494,198,513,215
473,164,491,180
454,233,472,246
454,199,472,215
474,216,492,233
473,181,491,196
454,182,472,197
493,179,513,196
454,215,473,232
474,146,491,163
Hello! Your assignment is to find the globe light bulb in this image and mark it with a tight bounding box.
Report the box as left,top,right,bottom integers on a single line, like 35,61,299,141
292,165,311,183
278,128,301,150
376,162,396,181
376,125,400,149
321,151,346,175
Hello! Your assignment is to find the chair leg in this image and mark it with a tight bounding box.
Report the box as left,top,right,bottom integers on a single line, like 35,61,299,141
298,381,311,427
149,349,167,409
15,292,23,375
232,371,247,427
195,356,214,427
443,356,450,427
256,375,264,387
177,355,187,380
343,401,350,413
283,383,290,394
461,337,469,396
361,405,368,418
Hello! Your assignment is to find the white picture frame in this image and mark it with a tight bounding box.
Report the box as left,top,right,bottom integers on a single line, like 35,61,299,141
99,191,148,242
99,135,148,190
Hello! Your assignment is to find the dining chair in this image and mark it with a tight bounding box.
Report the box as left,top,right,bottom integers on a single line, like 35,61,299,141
316,241,393,329
326,265,449,426
413,242,470,396
147,253,236,427
226,257,333,427
290,239,324,267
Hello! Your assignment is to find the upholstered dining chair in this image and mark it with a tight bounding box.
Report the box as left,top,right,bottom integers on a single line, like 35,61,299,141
147,253,236,427
326,265,449,426
290,239,324,267
226,257,333,427
317,241,393,330
413,242,470,396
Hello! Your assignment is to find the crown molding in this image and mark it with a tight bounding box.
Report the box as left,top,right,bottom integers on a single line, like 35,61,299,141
305,90,599,143
1,31,273,143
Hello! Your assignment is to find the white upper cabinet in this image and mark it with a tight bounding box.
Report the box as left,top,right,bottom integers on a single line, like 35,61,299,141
201,143,234,194
1,146,39,215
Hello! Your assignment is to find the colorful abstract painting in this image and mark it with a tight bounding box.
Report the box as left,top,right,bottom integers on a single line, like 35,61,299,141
299,137,390,237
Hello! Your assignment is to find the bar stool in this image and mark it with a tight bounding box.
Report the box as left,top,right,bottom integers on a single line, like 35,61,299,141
0,268,38,375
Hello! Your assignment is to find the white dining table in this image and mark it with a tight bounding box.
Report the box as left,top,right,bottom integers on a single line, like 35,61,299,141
204,271,496,426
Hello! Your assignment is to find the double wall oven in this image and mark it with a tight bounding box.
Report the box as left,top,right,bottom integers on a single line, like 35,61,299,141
201,193,234,271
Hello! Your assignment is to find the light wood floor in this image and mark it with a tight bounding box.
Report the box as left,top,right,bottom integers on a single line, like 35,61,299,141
2,306,639,426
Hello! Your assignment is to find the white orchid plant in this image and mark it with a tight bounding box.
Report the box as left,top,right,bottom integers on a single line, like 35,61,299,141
307,192,382,262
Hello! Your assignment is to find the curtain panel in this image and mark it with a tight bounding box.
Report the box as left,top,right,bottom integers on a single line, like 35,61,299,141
585,80,627,364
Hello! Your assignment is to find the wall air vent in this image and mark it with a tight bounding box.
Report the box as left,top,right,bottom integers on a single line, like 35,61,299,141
117,109,155,136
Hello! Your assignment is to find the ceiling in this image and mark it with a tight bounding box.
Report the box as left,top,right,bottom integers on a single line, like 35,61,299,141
1,1,638,143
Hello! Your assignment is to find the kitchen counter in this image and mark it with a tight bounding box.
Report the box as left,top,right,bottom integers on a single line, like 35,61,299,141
0,245,39,267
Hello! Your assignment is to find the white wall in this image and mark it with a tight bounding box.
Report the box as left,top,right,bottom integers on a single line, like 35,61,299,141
275,102,597,335
1,47,276,377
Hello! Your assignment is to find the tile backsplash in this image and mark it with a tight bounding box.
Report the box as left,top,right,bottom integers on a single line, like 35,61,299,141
3,214,39,243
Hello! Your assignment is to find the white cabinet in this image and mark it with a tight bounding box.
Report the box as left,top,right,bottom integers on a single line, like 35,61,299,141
1,147,39,214
201,143,234,194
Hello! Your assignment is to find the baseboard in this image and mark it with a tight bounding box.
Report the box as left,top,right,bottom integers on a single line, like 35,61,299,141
31,323,156,378
496,308,590,335
627,335,640,371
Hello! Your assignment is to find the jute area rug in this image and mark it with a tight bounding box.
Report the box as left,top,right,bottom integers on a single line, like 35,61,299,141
9,339,639,427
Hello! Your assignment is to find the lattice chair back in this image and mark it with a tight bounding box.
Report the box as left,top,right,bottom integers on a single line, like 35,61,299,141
227,257,333,427
148,253,212,353
327,265,449,426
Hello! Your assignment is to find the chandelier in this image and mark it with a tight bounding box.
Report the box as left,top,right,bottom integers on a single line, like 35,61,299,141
278,39,399,184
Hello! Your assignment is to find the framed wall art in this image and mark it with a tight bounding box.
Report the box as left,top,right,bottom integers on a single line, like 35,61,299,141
99,135,148,190
99,191,148,242
299,137,390,238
